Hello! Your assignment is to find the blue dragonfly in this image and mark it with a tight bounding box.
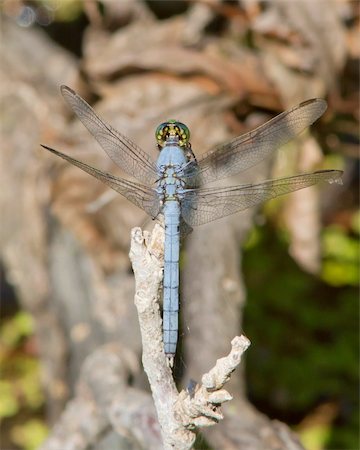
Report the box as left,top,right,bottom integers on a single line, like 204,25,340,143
42,86,342,359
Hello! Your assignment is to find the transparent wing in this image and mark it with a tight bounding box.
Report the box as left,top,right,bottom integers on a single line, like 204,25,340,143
61,85,158,184
195,99,327,184
181,170,343,227
42,145,160,219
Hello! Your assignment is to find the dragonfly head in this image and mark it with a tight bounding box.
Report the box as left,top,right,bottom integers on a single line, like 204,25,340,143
155,120,190,149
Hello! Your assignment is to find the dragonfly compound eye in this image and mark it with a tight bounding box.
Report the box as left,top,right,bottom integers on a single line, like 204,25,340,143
156,120,190,148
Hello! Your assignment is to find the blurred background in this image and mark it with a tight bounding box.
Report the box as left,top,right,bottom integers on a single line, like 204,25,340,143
0,1,358,449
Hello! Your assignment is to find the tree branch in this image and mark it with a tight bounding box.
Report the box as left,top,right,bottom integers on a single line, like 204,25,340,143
39,344,162,450
129,224,250,449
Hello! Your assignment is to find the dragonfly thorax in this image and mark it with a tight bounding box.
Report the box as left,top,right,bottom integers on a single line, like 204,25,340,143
156,139,188,171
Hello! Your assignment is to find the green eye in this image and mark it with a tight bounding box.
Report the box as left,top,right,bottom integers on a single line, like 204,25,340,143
155,120,190,148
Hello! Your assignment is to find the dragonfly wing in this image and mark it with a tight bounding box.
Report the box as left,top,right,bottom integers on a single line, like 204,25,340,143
42,145,160,219
182,159,200,182
61,85,158,184
180,218,193,237
181,170,342,227
196,99,327,184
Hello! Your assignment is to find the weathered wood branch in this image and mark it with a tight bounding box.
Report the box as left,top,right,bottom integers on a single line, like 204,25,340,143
39,344,162,450
129,224,250,449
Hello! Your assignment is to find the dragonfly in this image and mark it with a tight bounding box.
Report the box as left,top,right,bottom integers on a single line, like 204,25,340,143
42,86,342,360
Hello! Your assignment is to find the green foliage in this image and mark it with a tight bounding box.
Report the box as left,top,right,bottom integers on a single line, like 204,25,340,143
328,408,360,450
322,221,359,286
1,311,33,346
299,424,332,450
0,380,19,417
38,0,83,22
243,221,359,450
0,311,47,449
351,210,360,235
11,419,48,450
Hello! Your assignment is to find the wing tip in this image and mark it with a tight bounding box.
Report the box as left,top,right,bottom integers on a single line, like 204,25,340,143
314,169,344,185
40,144,61,157
299,97,327,114
60,84,75,96
40,143,51,151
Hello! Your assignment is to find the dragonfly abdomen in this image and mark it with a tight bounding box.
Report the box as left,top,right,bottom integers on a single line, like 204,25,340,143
162,201,181,357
